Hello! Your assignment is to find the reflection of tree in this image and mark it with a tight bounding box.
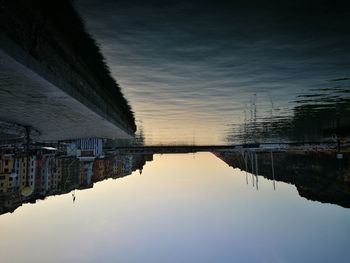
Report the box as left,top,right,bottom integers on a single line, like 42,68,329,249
134,120,145,146
215,151,350,208
228,85,350,143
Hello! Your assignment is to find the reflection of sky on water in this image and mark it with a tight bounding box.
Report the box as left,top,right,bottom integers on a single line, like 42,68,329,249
76,0,350,144
0,153,349,262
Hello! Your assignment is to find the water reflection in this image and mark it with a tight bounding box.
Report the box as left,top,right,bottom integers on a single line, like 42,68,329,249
1,151,349,262
0,140,152,215
215,150,350,208
1,139,350,215
75,0,350,145
227,78,350,143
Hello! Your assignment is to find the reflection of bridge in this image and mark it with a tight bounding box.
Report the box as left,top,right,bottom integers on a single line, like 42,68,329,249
116,142,336,154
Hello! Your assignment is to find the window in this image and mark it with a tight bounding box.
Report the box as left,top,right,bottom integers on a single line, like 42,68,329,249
5,160,8,165
4,168,9,173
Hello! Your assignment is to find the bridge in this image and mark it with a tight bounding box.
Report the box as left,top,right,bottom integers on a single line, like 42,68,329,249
116,142,337,154
0,1,135,142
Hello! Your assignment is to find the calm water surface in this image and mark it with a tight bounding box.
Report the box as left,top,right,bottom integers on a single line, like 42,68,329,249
76,0,350,145
1,153,349,262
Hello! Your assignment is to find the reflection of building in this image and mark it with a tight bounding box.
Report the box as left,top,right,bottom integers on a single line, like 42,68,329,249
67,138,103,159
0,175,9,193
79,161,93,186
61,157,79,190
34,157,43,193
124,155,133,175
0,146,15,156
52,158,62,190
109,155,135,178
93,158,110,182
0,155,14,174
14,156,36,192
0,145,153,214
0,155,16,193
39,155,54,193
114,155,125,177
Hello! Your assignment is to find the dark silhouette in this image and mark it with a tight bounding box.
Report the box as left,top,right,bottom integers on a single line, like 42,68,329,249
215,150,350,208
1,0,136,132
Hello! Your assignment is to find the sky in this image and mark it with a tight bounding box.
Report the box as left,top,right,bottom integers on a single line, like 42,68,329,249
75,0,350,144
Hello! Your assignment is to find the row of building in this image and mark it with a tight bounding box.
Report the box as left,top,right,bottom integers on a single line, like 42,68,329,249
0,138,153,214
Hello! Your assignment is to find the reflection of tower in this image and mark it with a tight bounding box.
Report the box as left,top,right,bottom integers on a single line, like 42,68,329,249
243,106,247,144
255,152,258,190
248,94,257,143
268,92,274,137
21,126,34,197
252,94,257,142
271,151,276,190
135,120,145,146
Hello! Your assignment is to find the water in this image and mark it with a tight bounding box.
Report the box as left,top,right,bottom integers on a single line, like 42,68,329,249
75,0,350,145
0,152,349,262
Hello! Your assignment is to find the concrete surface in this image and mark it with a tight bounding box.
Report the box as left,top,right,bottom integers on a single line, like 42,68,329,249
0,46,132,141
